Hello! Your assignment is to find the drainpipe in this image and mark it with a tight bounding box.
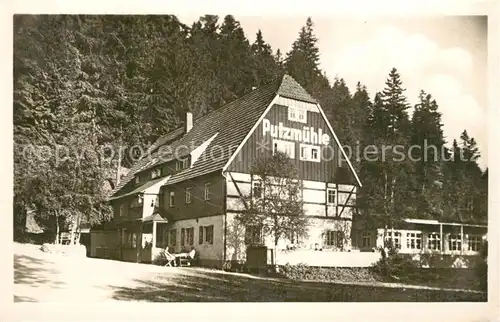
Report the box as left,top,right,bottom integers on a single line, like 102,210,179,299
460,224,464,255
221,171,228,268
439,223,443,255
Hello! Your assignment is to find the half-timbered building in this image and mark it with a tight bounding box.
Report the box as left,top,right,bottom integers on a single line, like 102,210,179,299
94,74,362,267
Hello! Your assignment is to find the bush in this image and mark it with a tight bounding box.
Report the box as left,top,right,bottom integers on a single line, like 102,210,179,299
372,244,420,282
279,263,379,283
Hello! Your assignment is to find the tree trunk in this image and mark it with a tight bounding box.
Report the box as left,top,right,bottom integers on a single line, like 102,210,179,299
116,130,123,187
390,176,396,219
55,213,60,245
76,214,81,245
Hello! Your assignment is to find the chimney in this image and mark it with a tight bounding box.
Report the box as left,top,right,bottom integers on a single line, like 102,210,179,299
184,112,193,134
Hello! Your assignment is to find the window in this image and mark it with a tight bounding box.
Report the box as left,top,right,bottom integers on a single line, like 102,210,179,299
312,148,319,159
325,230,344,248
176,158,190,171
185,187,192,204
245,225,263,245
299,144,321,162
384,231,402,249
252,181,262,199
204,183,211,201
186,228,194,246
361,231,371,248
327,188,337,205
288,107,307,123
286,230,300,244
122,230,137,248
205,225,214,244
468,235,482,252
169,191,175,207
199,226,204,244
151,168,161,179
449,234,462,251
135,176,140,184
272,139,295,159
180,228,194,247
406,232,422,250
199,225,214,245
427,233,441,251
168,229,177,247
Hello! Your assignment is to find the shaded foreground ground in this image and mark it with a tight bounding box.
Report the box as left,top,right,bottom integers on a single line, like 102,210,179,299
14,243,486,302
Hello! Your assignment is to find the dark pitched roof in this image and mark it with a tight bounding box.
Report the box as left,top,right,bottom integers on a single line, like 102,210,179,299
110,74,314,197
108,176,169,201
278,74,317,104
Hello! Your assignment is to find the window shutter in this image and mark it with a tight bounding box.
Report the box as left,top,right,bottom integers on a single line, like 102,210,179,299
207,225,214,244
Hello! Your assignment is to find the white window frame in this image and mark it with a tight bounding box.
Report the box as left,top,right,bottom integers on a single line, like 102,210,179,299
406,232,422,250
182,158,189,169
467,234,482,252
187,227,194,246
185,187,192,204
299,144,321,162
151,168,161,179
169,191,175,207
449,233,462,251
288,106,307,123
245,225,263,245
384,231,402,249
205,225,214,244
272,139,295,159
361,231,371,248
427,233,441,251
325,230,344,248
204,183,211,201
287,230,301,244
326,188,337,205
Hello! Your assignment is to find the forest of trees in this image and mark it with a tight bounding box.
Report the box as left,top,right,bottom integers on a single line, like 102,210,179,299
13,15,488,239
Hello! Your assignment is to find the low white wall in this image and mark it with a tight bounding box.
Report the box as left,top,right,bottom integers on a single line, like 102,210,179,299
274,249,381,267
40,243,87,257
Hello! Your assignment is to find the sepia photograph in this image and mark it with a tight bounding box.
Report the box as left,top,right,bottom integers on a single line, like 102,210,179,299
10,8,494,315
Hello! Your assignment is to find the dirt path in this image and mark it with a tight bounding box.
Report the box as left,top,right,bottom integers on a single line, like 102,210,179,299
13,243,486,302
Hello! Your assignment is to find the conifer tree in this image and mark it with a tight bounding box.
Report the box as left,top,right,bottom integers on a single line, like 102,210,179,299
251,29,281,86
218,15,255,103
285,17,321,88
410,90,446,218
359,68,414,228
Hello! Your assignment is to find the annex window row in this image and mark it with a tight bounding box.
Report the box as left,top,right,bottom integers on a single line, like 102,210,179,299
168,183,212,207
